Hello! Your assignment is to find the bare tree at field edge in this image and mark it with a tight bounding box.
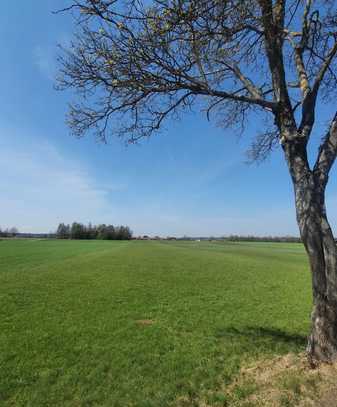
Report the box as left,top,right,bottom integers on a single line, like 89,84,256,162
57,0,337,364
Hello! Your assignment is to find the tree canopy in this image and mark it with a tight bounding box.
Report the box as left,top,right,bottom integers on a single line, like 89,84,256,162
58,0,337,161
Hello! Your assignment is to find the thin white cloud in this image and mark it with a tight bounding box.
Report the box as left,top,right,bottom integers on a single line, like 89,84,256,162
33,45,56,81
0,137,123,233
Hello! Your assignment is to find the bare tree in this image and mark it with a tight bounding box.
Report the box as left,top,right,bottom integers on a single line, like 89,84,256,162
57,0,337,363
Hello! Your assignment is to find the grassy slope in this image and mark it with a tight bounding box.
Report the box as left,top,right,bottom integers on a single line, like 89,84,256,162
0,240,311,406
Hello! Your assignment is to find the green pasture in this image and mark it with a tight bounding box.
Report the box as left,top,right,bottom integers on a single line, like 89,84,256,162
0,239,311,406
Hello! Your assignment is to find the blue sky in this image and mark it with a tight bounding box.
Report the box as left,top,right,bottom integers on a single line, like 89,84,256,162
1,1,337,237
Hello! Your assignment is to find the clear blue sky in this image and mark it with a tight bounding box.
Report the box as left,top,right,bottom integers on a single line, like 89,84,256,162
1,0,337,237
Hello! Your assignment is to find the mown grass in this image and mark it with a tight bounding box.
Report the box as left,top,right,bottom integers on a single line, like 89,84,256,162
0,239,311,406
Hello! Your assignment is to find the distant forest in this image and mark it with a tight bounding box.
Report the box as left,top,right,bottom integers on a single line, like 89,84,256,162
0,225,304,242
56,223,133,240
0,227,19,238
224,235,301,243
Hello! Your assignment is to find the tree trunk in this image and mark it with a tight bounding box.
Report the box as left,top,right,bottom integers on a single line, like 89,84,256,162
292,163,337,363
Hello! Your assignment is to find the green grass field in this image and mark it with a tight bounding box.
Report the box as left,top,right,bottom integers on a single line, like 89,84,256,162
0,239,312,406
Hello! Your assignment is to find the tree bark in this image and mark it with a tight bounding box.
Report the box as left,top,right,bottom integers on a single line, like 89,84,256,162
286,141,337,363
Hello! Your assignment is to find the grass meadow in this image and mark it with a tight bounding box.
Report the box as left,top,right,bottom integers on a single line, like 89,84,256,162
0,239,312,406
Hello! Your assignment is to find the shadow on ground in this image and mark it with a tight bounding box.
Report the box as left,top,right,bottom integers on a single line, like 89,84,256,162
215,326,306,352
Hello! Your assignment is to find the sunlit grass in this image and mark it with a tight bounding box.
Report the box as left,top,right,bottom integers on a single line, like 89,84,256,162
0,239,311,406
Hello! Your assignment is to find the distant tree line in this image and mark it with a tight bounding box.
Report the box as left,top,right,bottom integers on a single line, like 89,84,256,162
0,227,19,238
224,235,302,243
56,223,132,240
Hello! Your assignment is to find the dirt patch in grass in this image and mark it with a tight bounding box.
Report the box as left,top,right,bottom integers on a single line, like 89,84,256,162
135,319,155,326
221,353,337,406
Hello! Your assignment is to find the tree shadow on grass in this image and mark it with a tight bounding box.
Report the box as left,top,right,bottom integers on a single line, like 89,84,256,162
215,326,307,354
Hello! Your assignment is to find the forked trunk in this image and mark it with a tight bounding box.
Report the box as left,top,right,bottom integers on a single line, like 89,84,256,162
293,167,337,363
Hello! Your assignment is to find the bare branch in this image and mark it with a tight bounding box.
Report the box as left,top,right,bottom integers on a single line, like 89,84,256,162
224,63,263,100
246,128,279,163
311,40,337,96
57,0,337,164
298,39,337,140
314,112,337,185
